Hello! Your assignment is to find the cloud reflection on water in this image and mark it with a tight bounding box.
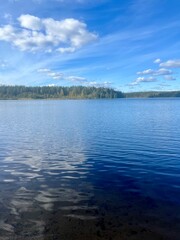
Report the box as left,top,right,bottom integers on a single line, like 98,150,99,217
0,140,95,238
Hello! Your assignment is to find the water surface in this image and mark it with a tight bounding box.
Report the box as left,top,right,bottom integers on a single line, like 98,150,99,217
0,99,180,240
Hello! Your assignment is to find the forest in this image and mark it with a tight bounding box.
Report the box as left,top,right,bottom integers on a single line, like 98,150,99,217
0,86,180,99
0,85,124,99
125,91,180,98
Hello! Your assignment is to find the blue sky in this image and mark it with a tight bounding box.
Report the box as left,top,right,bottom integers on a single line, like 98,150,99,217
0,0,179,92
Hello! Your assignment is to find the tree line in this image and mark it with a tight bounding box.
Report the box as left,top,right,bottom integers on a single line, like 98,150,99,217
125,91,180,98
0,86,180,99
0,85,124,99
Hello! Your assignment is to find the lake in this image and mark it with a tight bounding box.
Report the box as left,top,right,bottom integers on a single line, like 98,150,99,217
0,99,180,240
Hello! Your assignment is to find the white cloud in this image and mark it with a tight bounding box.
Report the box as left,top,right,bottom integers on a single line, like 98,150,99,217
136,76,157,82
57,47,76,53
47,72,63,80
137,68,172,76
37,68,112,87
160,59,180,68
38,68,87,83
87,81,112,88
128,82,139,86
137,69,154,75
38,68,64,80
18,15,42,31
133,58,178,88
0,15,98,53
154,68,172,76
66,76,87,83
130,76,157,86
154,58,161,64
0,25,15,41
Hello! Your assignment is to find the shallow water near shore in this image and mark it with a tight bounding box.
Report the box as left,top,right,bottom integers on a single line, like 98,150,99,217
0,99,180,240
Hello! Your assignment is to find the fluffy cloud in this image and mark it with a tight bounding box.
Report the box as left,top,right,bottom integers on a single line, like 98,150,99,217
160,59,180,68
18,14,42,31
87,81,112,88
0,14,98,52
38,68,87,83
154,68,172,76
66,76,87,83
136,76,157,82
131,58,178,88
38,68,112,87
154,58,161,64
130,76,157,86
137,69,154,75
57,47,76,53
137,68,172,76
38,68,63,80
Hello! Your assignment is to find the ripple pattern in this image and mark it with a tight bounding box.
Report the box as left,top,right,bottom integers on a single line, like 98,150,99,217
0,99,180,239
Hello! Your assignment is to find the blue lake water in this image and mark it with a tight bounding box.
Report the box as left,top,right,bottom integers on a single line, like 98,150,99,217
0,99,180,240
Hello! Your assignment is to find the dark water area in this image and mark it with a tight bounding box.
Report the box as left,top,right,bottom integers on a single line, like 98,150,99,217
0,99,180,240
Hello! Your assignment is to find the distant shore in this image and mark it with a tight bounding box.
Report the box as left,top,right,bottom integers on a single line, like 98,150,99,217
125,91,180,98
0,85,180,99
0,85,123,100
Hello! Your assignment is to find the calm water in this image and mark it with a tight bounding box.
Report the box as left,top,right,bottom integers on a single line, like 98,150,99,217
0,99,180,240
